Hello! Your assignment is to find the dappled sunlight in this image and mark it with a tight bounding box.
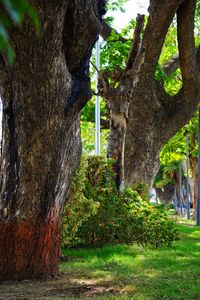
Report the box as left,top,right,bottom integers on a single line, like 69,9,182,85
188,231,200,238
58,224,200,299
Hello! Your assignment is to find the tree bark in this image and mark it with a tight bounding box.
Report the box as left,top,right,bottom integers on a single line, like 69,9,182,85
0,0,104,281
107,97,128,189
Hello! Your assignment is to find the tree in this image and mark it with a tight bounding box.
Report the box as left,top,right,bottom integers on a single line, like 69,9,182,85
99,0,200,189
0,0,106,281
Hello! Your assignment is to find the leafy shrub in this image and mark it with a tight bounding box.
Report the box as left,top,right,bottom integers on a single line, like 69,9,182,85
61,156,99,247
77,156,122,246
62,156,178,249
121,189,177,248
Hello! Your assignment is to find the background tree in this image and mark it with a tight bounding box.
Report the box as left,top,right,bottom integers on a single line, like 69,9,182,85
98,0,200,189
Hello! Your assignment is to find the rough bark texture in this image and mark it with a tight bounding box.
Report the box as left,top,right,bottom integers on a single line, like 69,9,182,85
107,93,128,189
100,0,200,188
0,0,105,281
190,156,198,209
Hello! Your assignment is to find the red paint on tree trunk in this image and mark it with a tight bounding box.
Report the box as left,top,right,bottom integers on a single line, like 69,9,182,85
0,218,60,281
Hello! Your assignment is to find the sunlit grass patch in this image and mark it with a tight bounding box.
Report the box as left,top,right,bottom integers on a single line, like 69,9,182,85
61,223,200,299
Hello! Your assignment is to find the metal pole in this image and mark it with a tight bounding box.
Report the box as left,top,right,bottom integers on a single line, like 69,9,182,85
186,131,190,220
197,108,200,225
179,160,183,216
95,39,101,155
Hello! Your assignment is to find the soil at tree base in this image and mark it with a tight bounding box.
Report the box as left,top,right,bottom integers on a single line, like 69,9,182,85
0,273,123,299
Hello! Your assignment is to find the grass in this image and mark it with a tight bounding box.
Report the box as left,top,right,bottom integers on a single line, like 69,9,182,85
61,223,200,299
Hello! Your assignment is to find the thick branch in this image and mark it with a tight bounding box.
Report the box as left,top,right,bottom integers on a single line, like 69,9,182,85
160,89,199,143
162,47,200,78
125,14,145,72
177,0,198,94
139,0,184,77
101,69,123,81
63,0,105,76
162,54,179,76
63,0,106,112
158,45,200,142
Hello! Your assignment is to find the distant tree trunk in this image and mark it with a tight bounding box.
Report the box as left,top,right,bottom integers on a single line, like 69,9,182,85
100,0,200,188
190,156,198,209
107,92,128,189
155,184,174,204
0,0,105,281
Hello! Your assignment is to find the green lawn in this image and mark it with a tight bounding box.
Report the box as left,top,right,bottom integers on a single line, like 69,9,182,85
61,224,200,299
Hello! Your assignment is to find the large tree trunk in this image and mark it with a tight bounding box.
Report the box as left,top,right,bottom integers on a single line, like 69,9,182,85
0,0,104,281
124,88,163,187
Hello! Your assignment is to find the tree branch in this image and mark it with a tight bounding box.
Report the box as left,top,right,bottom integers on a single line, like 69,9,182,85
159,47,200,144
138,0,184,77
159,89,199,144
101,69,124,81
63,0,105,75
162,54,179,76
161,46,200,77
177,0,198,95
90,61,112,97
125,14,145,72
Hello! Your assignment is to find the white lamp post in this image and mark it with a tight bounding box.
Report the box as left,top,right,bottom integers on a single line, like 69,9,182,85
95,39,100,155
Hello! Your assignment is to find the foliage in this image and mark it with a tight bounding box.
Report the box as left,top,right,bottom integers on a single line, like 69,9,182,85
81,121,109,155
81,92,107,123
155,112,198,189
0,0,40,63
77,156,122,247
61,156,100,248
62,156,178,249
106,0,128,12
120,189,177,248
100,31,132,71
154,130,185,189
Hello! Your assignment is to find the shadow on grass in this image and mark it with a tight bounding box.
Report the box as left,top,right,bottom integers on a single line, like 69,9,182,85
60,224,200,299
